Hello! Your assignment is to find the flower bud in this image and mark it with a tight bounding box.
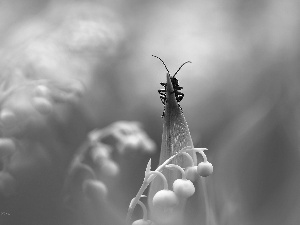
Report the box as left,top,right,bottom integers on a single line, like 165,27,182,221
100,159,119,177
173,179,195,198
0,109,17,129
0,138,16,158
197,161,213,177
132,219,153,225
82,179,107,200
152,190,178,212
185,166,198,182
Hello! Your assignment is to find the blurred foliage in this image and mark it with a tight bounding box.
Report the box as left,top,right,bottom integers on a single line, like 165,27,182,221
0,0,299,225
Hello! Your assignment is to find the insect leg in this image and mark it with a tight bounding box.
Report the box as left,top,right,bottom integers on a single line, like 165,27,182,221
158,89,166,94
160,95,167,104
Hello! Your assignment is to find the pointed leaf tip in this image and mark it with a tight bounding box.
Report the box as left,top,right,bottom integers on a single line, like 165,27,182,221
145,158,151,176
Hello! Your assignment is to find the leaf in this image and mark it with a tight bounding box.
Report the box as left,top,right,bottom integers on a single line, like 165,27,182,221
160,73,196,166
145,158,151,176
148,71,198,224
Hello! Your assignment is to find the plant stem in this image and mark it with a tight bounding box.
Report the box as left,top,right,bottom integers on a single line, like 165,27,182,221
201,177,210,225
148,171,168,190
137,200,148,221
165,164,186,179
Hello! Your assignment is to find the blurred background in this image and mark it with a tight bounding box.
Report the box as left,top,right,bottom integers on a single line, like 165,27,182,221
0,0,300,224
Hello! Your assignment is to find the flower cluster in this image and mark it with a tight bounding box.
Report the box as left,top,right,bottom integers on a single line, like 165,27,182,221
64,121,156,212
128,147,213,225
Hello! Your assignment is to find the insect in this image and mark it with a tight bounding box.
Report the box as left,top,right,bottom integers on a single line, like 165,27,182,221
152,55,191,106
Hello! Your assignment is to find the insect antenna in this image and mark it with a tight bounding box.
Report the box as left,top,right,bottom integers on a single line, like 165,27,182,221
152,55,170,75
173,61,192,77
